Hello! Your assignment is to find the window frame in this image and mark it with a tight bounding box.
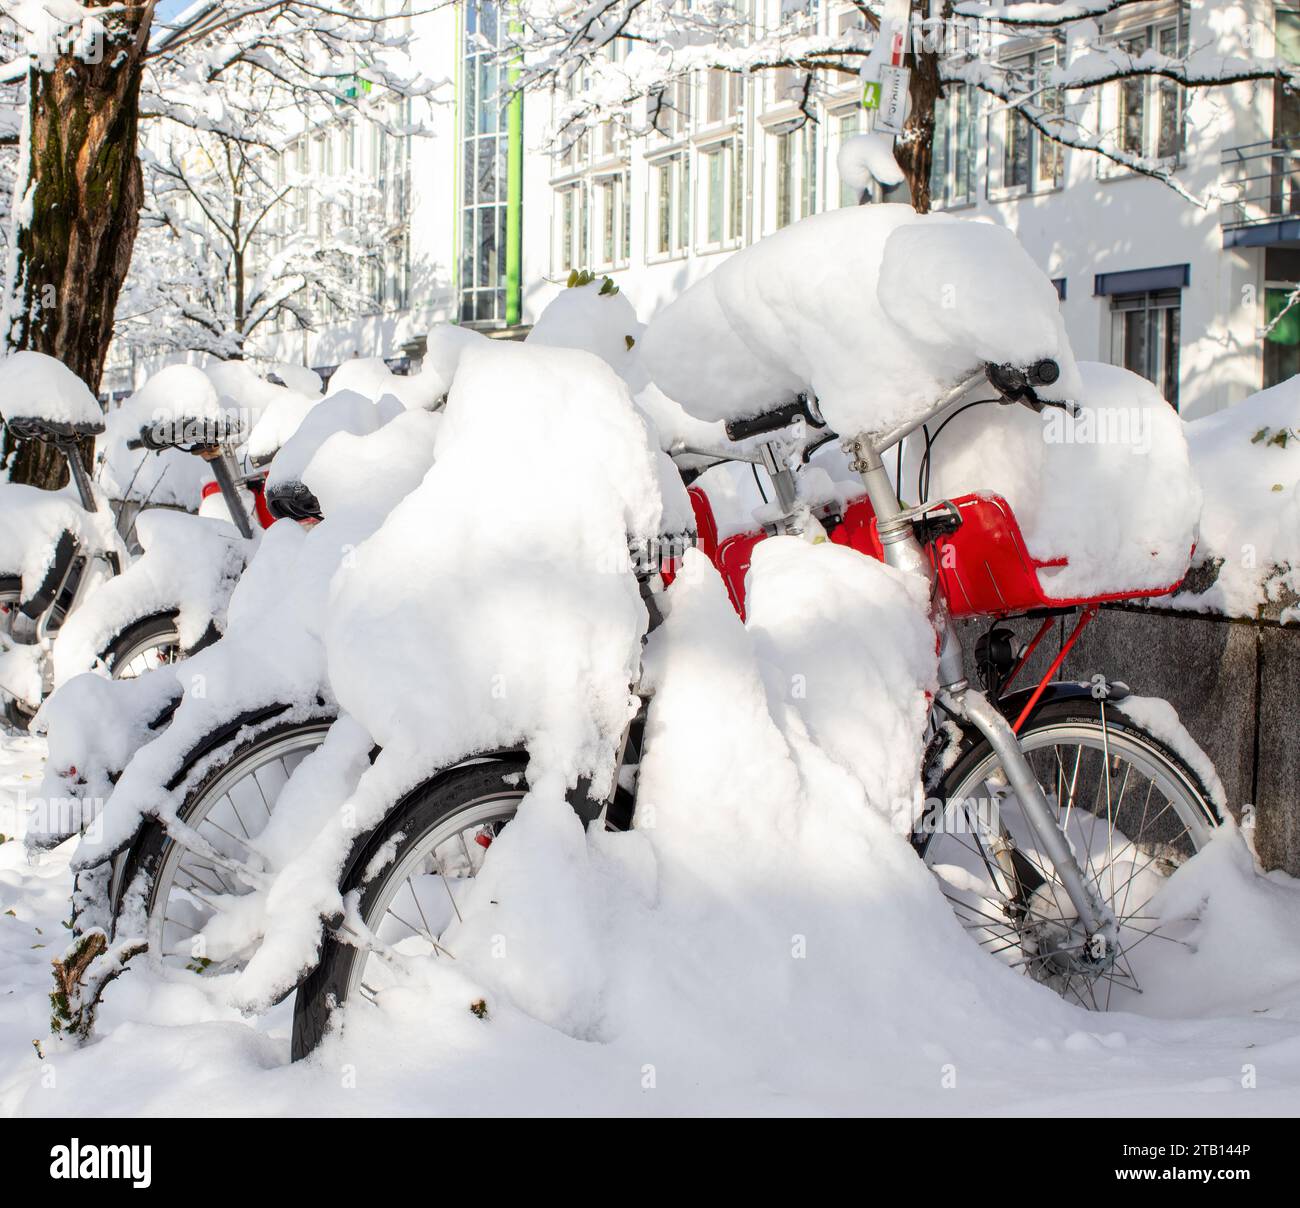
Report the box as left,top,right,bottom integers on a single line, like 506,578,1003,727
766,118,819,233
987,45,1063,202
695,134,746,253
1096,10,1188,178
1108,287,1182,408
591,170,631,271
930,82,979,210
646,150,692,262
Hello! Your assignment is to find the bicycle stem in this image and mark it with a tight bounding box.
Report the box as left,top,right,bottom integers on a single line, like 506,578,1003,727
847,428,1118,955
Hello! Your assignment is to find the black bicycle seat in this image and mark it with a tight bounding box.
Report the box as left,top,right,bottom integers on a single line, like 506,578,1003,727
4,413,105,442
137,411,243,452
266,479,323,523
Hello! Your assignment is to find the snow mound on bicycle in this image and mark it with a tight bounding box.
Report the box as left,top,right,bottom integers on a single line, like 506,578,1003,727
911,362,1200,598
0,350,103,427
640,205,1081,439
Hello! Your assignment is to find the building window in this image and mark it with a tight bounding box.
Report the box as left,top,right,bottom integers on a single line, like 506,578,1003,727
1264,286,1300,388
554,181,588,274
931,83,978,208
1110,289,1181,407
650,76,692,142
770,67,808,108
990,49,1061,198
835,110,872,207
593,173,629,269
460,1,510,324
699,137,744,249
649,152,690,259
773,123,817,229
701,69,742,129
1105,17,1186,169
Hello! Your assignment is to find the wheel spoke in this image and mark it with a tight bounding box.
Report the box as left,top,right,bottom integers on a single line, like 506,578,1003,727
926,715,1214,1012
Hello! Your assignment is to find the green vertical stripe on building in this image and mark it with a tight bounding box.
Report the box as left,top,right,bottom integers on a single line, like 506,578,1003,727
505,43,524,327
452,1,464,318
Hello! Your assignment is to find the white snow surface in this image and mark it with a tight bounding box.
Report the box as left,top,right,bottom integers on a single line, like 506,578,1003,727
837,131,905,190
1177,377,1300,617
0,351,102,428
326,341,677,786
264,390,405,495
0,483,123,599
246,393,323,467
48,509,248,686
326,357,444,412
641,206,1081,439
421,325,491,402
527,281,645,384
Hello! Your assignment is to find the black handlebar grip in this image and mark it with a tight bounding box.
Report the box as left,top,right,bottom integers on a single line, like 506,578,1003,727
725,396,824,443
987,359,1060,404
1027,359,1060,387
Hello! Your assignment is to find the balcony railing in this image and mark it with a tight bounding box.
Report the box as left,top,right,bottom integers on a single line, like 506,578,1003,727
1221,136,1300,230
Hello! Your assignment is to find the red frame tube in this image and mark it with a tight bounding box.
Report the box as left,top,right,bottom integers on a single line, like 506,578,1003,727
999,614,1056,696
1011,606,1098,734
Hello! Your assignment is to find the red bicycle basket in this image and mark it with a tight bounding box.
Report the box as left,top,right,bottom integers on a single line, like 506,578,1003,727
831,491,1186,618
680,487,1185,620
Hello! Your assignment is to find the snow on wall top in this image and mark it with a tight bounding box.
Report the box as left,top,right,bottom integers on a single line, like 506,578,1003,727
0,351,103,429
1179,375,1300,616
641,205,1081,439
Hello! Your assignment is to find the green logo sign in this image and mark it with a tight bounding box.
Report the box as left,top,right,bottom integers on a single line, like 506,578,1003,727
862,81,881,110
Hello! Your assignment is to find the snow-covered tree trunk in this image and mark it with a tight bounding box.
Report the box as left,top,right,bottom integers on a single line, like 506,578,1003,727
3,0,154,489
897,14,942,216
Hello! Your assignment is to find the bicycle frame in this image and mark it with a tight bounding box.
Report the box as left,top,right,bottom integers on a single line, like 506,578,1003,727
843,375,1119,959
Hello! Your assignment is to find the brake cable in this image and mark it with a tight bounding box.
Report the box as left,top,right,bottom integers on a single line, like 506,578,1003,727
917,398,1001,504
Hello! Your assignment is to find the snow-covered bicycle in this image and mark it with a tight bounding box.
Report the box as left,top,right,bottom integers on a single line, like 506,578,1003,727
0,355,270,727
283,359,1218,1054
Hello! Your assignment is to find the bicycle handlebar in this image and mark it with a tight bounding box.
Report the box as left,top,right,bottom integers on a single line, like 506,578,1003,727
723,394,826,444
986,359,1075,414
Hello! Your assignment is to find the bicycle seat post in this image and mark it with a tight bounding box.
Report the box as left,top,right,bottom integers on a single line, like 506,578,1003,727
200,445,255,539
60,439,99,513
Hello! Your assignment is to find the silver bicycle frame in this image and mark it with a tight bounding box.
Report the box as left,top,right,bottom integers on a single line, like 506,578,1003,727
844,372,1117,954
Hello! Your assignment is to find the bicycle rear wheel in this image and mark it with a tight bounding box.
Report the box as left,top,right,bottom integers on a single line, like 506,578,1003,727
291,762,524,1059
101,612,183,680
920,697,1219,1010
0,585,40,729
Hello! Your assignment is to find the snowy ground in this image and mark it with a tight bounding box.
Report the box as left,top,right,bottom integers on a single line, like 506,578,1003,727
4,725,1300,1118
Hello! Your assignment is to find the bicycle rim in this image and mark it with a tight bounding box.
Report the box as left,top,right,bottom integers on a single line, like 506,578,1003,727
344,792,523,1011
113,627,182,679
148,726,331,971
925,716,1216,1010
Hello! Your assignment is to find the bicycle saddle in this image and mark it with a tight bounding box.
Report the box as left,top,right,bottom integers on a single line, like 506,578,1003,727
136,411,243,452
4,413,105,442
265,478,323,523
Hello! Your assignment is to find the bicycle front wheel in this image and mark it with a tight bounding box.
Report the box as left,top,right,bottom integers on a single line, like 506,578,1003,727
920,697,1220,1011
111,718,335,973
291,762,525,1060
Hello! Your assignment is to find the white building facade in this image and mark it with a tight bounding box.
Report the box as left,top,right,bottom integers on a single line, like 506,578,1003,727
107,0,1300,421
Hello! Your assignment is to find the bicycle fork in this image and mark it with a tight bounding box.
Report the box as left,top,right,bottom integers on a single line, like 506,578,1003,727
848,435,1118,963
